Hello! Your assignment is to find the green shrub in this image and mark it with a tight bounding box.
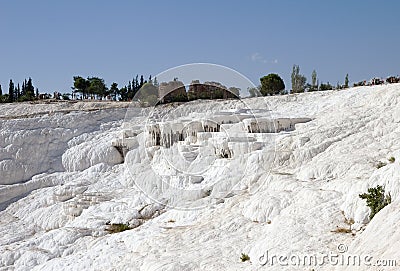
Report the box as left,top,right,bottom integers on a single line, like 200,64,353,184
62,94,71,100
105,223,132,233
359,185,391,220
375,161,387,169
388,157,395,163
240,253,250,262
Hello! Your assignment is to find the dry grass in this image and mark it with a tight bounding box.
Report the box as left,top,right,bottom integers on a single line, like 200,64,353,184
332,211,354,234
332,227,352,234
344,217,355,226
105,223,132,234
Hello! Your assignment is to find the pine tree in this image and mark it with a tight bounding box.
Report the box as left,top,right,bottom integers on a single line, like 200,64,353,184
359,185,391,220
9,79,15,102
260,74,285,95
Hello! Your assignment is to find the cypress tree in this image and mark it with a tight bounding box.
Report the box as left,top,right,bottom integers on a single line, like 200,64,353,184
22,80,26,96
135,75,139,90
16,83,21,100
127,81,132,99
140,75,144,88
26,78,34,98
9,79,14,102
311,70,317,91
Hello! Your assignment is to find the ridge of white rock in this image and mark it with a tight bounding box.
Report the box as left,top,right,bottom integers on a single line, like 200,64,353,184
0,84,399,270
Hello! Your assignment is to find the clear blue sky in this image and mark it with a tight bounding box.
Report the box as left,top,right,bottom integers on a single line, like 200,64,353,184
1,0,399,93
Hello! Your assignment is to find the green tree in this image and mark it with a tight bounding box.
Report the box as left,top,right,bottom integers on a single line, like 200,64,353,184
87,77,107,99
119,86,128,101
126,81,132,99
248,86,261,97
311,70,318,91
0,84,3,103
291,65,307,93
22,80,26,96
344,74,349,88
260,74,285,96
25,78,35,98
110,82,119,101
72,76,90,99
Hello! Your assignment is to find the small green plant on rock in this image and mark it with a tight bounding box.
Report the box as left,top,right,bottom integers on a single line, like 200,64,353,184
388,157,395,163
359,185,391,220
375,161,387,169
240,253,250,262
106,223,132,234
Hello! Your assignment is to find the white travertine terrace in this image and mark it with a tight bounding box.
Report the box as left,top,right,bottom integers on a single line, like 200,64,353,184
0,84,400,270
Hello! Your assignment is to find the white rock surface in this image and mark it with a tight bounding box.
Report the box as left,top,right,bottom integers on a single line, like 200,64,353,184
0,85,399,270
